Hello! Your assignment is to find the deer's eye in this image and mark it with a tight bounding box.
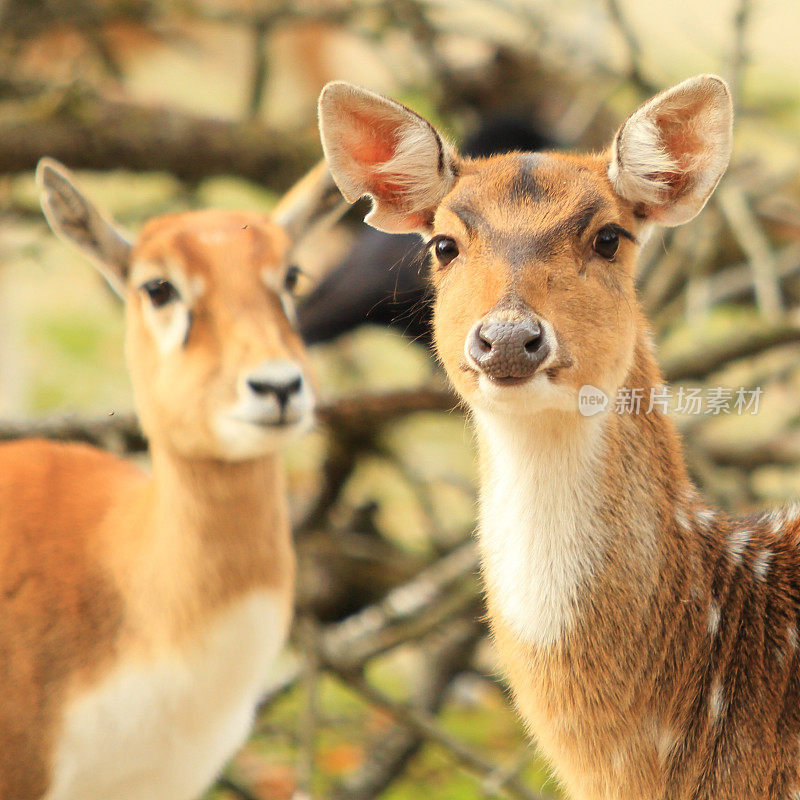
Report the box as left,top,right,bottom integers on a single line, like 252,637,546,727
284,264,302,294
141,278,179,308
592,227,620,261
431,236,459,267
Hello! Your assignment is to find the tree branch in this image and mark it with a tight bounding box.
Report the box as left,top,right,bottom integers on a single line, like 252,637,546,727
0,78,317,187
330,668,547,800
663,324,800,383
0,387,459,452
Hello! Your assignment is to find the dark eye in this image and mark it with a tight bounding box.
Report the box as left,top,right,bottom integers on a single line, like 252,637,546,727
284,264,301,294
141,278,179,308
432,236,459,267
592,227,620,261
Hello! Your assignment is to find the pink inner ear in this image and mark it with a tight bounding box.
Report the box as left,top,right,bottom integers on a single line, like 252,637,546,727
348,109,399,166
344,108,412,205
648,101,710,201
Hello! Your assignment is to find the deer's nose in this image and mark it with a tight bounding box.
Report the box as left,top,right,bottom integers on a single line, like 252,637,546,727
246,362,304,411
467,317,550,381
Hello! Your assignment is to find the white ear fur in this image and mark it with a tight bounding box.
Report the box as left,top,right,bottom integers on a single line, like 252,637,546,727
318,81,457,234
608,75,733,226
37,157,133,297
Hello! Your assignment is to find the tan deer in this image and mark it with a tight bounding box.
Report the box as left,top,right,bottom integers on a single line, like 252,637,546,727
0,158,339,800
319,77,800,799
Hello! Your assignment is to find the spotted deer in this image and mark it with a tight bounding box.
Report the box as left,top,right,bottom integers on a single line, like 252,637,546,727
319,76,800,799
0,158,339,800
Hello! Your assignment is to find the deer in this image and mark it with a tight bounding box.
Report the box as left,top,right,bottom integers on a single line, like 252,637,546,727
318,75,800,799
0,157,340,800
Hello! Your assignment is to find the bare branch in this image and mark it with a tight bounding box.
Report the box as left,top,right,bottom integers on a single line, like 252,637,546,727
727,0,754,108
663,323,800,383
0,78,317,188
603,0,655,95
320,541,479,670
0,388,460,452
332,619,482,800
330,668,547,800
716,186,784,318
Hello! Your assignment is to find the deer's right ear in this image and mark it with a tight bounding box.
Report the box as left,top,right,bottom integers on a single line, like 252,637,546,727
318,82,458,234
37,158,133,297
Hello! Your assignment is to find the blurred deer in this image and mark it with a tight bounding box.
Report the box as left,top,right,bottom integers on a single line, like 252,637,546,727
319,77,800,798
0,158,339,800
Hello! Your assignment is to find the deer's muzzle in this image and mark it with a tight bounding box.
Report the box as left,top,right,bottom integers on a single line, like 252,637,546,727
466,314,551,382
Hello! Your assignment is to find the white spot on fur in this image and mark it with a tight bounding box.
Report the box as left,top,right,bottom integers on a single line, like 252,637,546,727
610,741,628,772
45,590,290,800
752,549,772,582
728,528,751,565
130,260,199,355
788,623,798,651
707,600,720,635
675,506,691,532
696,507,715,527
654,724,678,764
708,677,725,723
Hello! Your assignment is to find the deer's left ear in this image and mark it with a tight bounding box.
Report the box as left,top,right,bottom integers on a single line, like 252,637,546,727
608,75,733,226
318,82,458,234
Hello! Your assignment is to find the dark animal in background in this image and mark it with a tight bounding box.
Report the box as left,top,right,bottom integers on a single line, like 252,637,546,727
298,116,557,346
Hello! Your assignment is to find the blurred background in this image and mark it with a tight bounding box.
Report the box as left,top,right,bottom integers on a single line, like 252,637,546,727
2,1,800,798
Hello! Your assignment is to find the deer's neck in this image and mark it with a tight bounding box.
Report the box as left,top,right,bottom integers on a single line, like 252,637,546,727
108,445,294,638
473,336,691,650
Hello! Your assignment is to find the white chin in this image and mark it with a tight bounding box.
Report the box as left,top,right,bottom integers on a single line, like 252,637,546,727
213,413,313,460
471,372,577,415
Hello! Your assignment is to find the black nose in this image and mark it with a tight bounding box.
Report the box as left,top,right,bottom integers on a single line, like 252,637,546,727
467,317,550,380
247,374,303,410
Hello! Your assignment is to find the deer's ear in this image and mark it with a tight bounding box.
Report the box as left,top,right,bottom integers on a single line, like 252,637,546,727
271,160,349,245
608,75,733,226
318,82,458,234
37,158,132,297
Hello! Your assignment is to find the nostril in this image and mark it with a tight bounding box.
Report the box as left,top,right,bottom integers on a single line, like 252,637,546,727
286,376,302,395
524,332,543,353
247,379,271,396
477,333,492,353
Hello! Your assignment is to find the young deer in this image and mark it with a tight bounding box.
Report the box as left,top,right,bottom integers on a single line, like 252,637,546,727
0,159,337,800
319,77,800,799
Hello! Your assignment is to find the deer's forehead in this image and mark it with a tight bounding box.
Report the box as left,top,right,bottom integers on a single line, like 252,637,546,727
439,154,616,263
448,153,612,219
134,212,289,284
